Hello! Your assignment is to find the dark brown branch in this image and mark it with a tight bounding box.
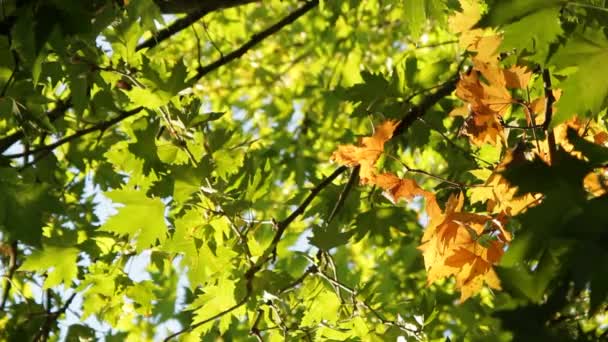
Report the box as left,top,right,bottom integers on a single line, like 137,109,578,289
4,107,143,159
252,165,347,271
33,292,77,342
191,0,319,82
137,0,259,51
327,166,359,224
542,69,557,164
0,241,18,311
394,75,458,136
249,308,265,342
0,101,70,154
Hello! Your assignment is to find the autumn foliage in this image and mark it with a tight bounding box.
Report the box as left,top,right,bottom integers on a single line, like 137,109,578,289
331,0,608,302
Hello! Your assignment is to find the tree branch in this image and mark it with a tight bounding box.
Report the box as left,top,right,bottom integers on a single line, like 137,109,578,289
191,0,319,82
327,166,359,224
394,75,459,136
542,69,557,165
4,107,143,159
137,0,259,51
0,101,70,154
33,292,77,342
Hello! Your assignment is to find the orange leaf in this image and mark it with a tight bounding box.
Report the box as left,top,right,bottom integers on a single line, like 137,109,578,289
374,173,428,203
418,193,507,301
331,120,400,184
504,65,532,89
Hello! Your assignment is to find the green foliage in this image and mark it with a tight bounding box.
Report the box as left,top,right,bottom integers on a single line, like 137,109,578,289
0,0,607,341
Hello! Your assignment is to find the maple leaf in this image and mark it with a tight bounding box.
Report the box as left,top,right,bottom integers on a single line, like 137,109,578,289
448,0,482,34
331,120,400,184
449,0,502,64
504,65,533,89
469,148,539,215
374,172,429,203
453,61,532,146
418,193,508,301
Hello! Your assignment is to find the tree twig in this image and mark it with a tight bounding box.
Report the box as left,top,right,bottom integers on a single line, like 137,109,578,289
249,308,265,342
327,166,359,224
33,292,77,342
4,107,144,159
251,165,348,273
542,69,557,164
191,0,319,83
0,101,70,154
136,0,259,51
394,75,458,136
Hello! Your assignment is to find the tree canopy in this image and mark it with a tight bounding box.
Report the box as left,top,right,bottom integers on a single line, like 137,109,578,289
1,0,608,340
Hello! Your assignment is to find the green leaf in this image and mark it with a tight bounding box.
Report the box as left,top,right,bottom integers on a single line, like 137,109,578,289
309,223,354,250
478,0,564,26
0,171,58,247
499,7,563,64
405,0,427,39
189,277,239,335
353,207,409,241
20,246,79,288
550,29,608,125
101,189,168,252
300,287,342,327
212,148,245,181
127,87,172,109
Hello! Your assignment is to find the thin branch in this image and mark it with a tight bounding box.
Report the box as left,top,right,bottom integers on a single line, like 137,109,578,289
327,166,359,224
0,241,18,311
136,0,259,51
313,267,420,335
33,292,77,342
394,75,459,136
163,288,251,341
542,69,557,164
191,25,203,69
191,0,319,83
278,266,317,295
567,1,608,13
250,165,347,274
201,19,224,58
418,117,493,167
0,101,70,154
4,107,143,159
249,308,265,342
